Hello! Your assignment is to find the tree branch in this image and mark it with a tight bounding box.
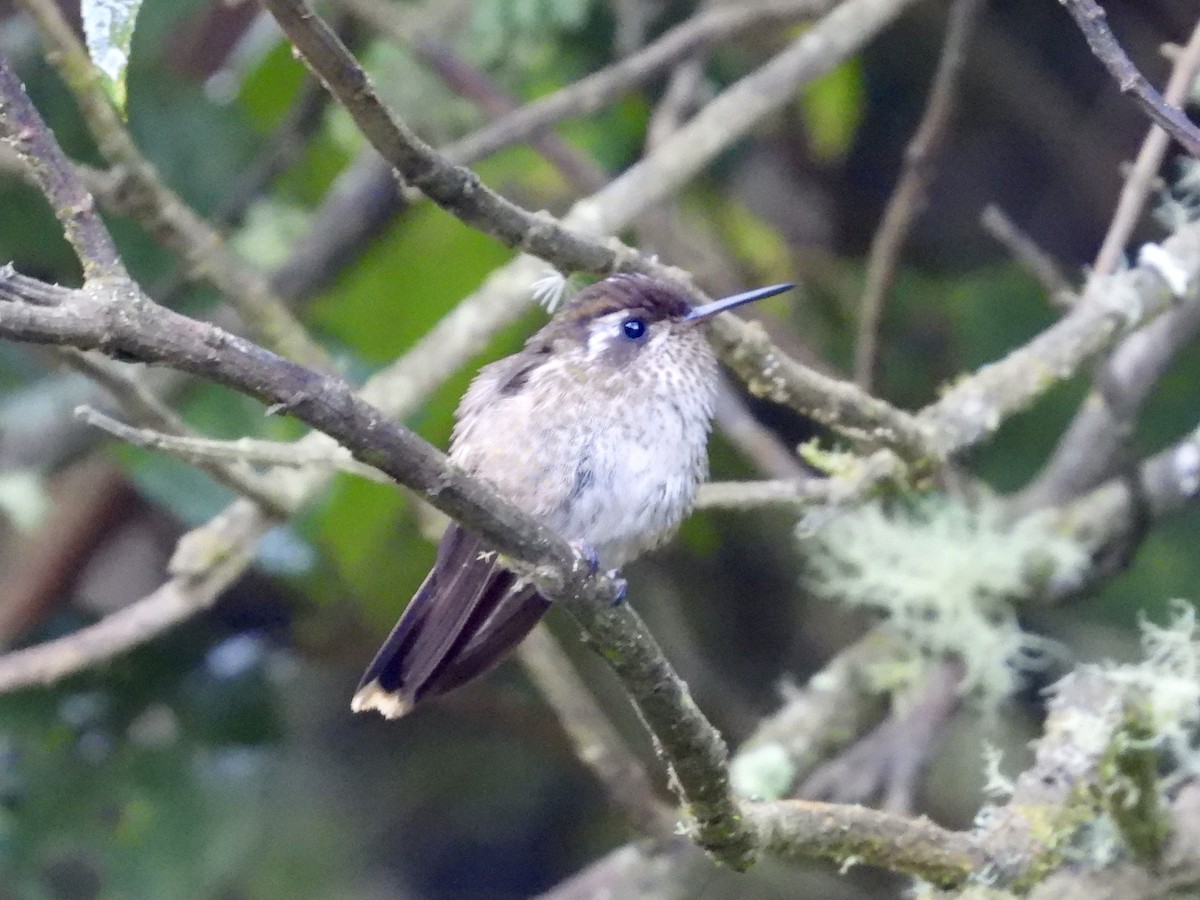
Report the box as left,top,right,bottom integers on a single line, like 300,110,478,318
1014,21,1200,512
917,219,1200,455
1058,0,1200,158
0,58,123,280
1093,20,1200,275
853,0,986,389
15,0,333,370
747,799,983,886
402,0,841,170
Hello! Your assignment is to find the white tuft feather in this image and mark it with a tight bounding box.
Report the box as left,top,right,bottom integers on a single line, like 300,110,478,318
531,270,571,312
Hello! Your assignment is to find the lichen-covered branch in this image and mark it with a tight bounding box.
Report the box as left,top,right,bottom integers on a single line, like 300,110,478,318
919,219,1200,455
748,800,983,886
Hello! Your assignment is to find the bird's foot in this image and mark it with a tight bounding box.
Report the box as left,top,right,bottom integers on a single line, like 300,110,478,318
606,570,628,606
567,542,625,605
568,540,600,574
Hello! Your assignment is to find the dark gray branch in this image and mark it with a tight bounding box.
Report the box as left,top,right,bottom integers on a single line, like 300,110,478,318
263,0,618,274
0,61,124,279
1059,0,1200,158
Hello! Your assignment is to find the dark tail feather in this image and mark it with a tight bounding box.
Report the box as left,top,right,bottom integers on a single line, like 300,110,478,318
351,525,551,718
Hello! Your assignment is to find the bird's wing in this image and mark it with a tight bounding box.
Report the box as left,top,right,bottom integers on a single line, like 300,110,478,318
351,524,550,718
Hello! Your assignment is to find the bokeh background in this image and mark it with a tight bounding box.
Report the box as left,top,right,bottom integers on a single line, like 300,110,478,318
0,0,1197,897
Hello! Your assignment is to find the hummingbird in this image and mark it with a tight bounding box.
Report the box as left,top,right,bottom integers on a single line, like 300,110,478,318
351,274,794,719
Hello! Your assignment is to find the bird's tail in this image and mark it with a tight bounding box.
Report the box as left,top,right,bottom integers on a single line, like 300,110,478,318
351,524,551,718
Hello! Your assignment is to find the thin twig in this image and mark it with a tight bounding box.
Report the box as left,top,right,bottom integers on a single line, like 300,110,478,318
695,449,904,510
402,0,840,168
1093,20,1200,275
853,0,986,389
1013,19,1200,512
1058,0,1200,158
0,61,123,280
75,405,393,485
516,626,677,839
63,363,292,514
980,204,1074,302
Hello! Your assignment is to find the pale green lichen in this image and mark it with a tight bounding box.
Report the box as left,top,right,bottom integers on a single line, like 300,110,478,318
1108,601,1200,783
800,496,1089,701
729,742,795,801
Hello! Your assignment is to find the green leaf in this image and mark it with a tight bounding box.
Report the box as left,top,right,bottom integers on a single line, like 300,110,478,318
82,0,144,114
798,54,865,163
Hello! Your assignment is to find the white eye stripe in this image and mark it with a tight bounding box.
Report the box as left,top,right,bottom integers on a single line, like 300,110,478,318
584,310,667,359
585,311,629,358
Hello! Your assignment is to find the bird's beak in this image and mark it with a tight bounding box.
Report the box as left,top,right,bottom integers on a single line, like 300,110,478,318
683,282,795,323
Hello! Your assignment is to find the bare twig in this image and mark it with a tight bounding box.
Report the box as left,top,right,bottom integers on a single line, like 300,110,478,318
1058,0,1200,158
853,0,986,389
0,60,123,279
75,405,392,485
516,626,677,839
353,16,608,194
695,449,904,511
799,660,963,814
1015,21,1200,512
64,364,292,513
980,204,1074,302
1093,20,1200,276
408,0,841,168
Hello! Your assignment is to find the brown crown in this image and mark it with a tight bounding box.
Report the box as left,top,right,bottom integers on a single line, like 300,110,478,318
559,274,692,325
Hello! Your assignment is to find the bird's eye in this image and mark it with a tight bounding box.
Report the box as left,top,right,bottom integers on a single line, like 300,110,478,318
621,316,648,340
